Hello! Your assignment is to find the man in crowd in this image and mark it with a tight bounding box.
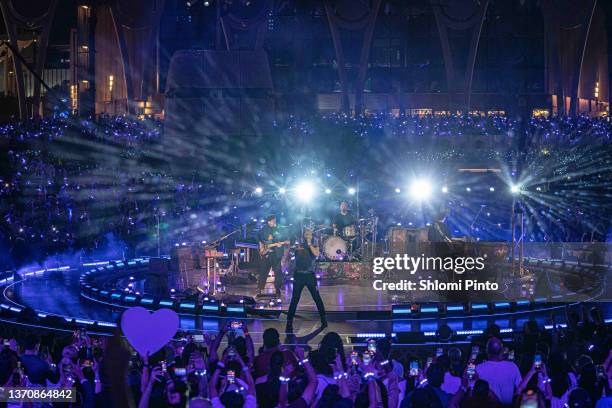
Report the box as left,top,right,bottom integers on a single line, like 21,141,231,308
475,337,522,405
20,335,58,386
252,328,296,380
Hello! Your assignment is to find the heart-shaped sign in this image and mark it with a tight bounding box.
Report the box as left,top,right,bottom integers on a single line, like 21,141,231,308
121,307,179,356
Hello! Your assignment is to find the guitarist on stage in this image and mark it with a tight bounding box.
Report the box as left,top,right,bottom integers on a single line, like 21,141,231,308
257,214,288,298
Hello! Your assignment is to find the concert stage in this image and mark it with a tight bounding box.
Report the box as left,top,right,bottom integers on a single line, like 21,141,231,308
1,254,609,346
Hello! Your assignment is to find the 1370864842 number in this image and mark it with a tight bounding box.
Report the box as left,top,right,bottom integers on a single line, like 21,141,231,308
0,387,76,403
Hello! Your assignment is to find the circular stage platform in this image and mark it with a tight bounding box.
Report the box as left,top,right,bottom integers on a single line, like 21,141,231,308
1,257,610,346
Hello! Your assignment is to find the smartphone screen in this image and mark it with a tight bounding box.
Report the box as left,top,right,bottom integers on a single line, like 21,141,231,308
508,350,515,361
351,351,358,365
467,363,476,380
174,367,187,376
409,361,419,377
161,360,167,374
362,351,371,365
227,369,235,384
534,354,542,370
231,321,244,336
192,334,204,343
436,347,443,357
367,339,377,353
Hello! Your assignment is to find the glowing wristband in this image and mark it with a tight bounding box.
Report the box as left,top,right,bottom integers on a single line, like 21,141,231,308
279,376,291,384
299,358,309,366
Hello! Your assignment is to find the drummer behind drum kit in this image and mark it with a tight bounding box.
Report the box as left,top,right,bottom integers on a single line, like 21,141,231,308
310,214,379,261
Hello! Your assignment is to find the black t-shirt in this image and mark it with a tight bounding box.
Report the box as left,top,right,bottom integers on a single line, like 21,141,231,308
294,241,315,272
20,354,55,386
333,212,355,231
258,224,285,256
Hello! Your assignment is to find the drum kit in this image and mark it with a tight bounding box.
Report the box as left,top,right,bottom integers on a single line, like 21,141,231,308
307,214,379,261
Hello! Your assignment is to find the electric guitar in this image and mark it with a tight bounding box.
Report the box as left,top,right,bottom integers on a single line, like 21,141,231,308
259,240,290,256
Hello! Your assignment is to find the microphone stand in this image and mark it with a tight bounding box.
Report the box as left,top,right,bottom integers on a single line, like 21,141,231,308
470,205,486,241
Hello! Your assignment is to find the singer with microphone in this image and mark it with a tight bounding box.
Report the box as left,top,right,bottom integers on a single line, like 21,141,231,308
286,228,327,331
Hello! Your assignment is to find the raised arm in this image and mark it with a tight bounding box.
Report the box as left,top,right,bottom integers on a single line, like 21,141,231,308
138,366,161,408
308,242,320,258
208,324,228,363
243,323,255,365
208,364,223,400
295,347,318,405
516,365,535,396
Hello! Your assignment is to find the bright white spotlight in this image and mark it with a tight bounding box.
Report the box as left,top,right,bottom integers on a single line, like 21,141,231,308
395,188,401,193
409,179,432,201
254,186,263,194
325,188,332,194
441,186,448,194
489,187,495,192
295,180,316,203
510,184,521,194
278,187,286,194
348,187,356,195
466,187,471,192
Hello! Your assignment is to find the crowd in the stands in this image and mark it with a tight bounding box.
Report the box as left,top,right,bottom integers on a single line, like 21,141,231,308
0,114,610,270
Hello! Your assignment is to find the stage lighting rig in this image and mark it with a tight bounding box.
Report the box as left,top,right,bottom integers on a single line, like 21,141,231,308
409,179,432,201
510,184,521,194
348,187,356,195
294,180,316,203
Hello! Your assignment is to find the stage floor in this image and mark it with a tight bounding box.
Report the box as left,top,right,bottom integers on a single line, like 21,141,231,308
4,268,610,347
227,280,403,312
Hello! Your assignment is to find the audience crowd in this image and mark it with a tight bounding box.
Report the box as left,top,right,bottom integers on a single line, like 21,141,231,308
0,304,610,407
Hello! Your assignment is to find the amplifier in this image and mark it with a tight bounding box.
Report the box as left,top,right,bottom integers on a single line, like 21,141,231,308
148,257,169,276
171,246,195,271
388,227,428,256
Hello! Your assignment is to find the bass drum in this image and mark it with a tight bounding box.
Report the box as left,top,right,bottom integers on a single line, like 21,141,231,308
323,236,348,260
